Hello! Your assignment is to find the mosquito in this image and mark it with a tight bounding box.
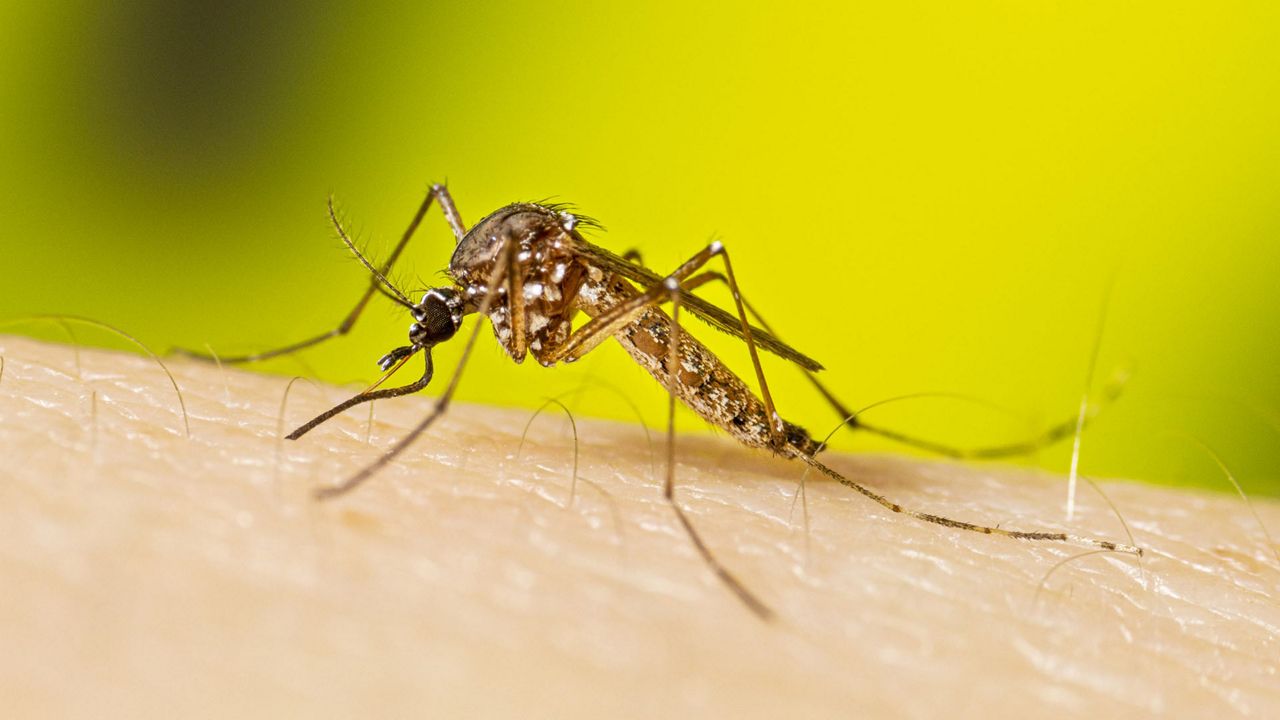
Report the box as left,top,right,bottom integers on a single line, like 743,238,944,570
182,184,1141,619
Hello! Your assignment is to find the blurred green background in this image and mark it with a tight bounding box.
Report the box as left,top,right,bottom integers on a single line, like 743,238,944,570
2,1,1277,496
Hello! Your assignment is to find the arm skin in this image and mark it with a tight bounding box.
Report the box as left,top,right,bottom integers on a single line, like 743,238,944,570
1,335,1277,718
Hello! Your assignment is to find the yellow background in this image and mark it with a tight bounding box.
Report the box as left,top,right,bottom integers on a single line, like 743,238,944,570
2,1,1277,494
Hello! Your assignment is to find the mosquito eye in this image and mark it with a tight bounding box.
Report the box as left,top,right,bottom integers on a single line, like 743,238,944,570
423,303,457,337
410,293,460,347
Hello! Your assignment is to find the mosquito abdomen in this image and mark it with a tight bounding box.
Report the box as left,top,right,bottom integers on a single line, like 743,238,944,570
575,272,816,457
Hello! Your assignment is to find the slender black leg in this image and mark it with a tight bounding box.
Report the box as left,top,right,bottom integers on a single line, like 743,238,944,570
661,276,774,619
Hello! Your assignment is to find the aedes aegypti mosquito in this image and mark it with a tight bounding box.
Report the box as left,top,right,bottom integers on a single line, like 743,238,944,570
184,184,1141,619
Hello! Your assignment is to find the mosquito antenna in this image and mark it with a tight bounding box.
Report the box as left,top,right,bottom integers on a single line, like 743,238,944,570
373,281,416,310
328,196,413,307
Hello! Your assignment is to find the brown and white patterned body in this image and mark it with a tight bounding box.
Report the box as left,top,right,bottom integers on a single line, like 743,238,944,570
449,203,585,365
448,202,818,458
279,188,1141,618
576,272,818,457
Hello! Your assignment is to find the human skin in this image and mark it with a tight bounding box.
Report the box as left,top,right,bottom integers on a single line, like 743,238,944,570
1,335,1277,718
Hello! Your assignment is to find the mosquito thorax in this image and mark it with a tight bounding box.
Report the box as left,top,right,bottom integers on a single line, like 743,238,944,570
409,287,464,347
448,203,569,295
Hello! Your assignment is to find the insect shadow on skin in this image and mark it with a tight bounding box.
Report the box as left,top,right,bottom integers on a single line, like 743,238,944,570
178,183,1144,619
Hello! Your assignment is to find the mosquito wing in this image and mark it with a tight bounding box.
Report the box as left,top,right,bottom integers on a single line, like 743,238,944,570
572,238,824,372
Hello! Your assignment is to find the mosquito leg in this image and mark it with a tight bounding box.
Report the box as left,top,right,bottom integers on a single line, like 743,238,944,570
312,232,514,501
558,269,728,346
798,452,1142,556
796,342,1122,459
504,227,529,359
432,183,468,243
661,277,773,619
177,184,464,364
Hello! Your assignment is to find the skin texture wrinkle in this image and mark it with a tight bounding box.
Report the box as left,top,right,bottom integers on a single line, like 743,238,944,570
0,335,1277,718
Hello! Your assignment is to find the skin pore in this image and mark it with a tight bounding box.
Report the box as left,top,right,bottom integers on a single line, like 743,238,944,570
1,335,1277,718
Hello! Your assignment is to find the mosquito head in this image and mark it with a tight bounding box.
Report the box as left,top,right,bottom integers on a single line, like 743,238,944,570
409,287,465,348
375,287,465,372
